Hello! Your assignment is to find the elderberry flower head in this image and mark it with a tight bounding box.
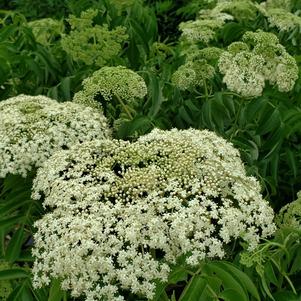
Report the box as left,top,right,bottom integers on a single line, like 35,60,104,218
263,0,293,11
0,95,110,178
172,60,215,90
276,192,301,230
32,128,275,301
258,5,301,32
179,7,233,44
73,66,147,106
218,30,299,97
61,9,128,66
214,0,259,21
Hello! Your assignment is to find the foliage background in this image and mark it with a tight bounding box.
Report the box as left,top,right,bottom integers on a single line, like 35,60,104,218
0,0,301,300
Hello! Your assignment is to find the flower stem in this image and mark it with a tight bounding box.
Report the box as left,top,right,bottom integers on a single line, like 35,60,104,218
115,94,133,120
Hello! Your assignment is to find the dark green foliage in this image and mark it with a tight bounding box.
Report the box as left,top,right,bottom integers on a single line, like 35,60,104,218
0,0,301,300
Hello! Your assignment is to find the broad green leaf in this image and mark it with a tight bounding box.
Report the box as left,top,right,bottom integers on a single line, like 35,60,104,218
219,288,246,301
0,269,29,280
48,279,64,301
244,97,266,123
148,75,164,118
168,265,188,284
152,280,168,301
264,262,278,287
256,108,280,135
0,194,31,216
285,148,298,179
5,225,25,262
290,246,301,274
0,215,25,230
59,77,71,101
221,23,245,43
218,262,260,301
273,291,301,301
179,275,207,301
206,262,249,301
179,105,193,124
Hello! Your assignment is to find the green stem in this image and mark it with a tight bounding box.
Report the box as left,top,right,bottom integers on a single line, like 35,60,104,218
115,94,133,120
230,100,243,140
203,81,209,102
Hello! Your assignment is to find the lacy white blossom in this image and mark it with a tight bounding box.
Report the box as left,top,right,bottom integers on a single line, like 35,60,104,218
261,0,293,11
215,0,259,21
218,31,299,97
259,5,301,32
32,128,275,301
275,191,301,230
61,9,128,66
73,66,147,106
179,7,233,44
0,95,110,177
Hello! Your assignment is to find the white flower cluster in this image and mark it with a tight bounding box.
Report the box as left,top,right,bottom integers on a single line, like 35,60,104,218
215,0,259,21
257,1,301,32
275,191,301,230
32,128,275,301
73,66,147,106
218,31,299,97
179,0,263,44
0,95,110,178
261,0,293,11
179,8,233,44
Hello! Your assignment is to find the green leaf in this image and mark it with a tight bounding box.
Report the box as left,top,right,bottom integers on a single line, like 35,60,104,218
168,265,188,284
206,262,249,301
218,262,260,301
256,108,280,135
59,77,71,101
264,262,278,287
179,275,207,301
0,193,31,216
0,269,29,280
219,288,246,301
285,148,298,179
289,246,301,274
0,215,25,231
148,75,164,118
179,105,193,124
221,23,245,43
5,225,25,262
48,279,64,301
273,291,301,301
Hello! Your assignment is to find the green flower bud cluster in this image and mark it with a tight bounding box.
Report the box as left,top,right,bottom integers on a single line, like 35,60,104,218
179,7,233,44
259,3,301,32
214,0,259,21
276,191,301,230
172,60,215,91
61,9,128,66
73,66,147,106
172,46,222,91
27,18,64,45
